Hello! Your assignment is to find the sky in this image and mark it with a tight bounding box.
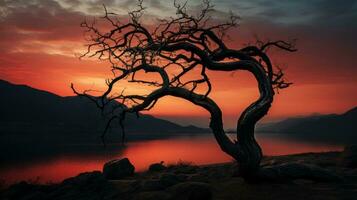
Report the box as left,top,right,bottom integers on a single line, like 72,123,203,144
1,0,357,128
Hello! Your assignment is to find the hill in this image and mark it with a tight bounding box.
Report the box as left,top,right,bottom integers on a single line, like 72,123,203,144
257,107,357,139
0,79,208,143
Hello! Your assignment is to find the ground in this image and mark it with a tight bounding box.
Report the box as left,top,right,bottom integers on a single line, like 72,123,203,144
1,151,357,200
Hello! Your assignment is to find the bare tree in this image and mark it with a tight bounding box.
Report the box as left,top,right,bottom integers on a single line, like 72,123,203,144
72,1,335,182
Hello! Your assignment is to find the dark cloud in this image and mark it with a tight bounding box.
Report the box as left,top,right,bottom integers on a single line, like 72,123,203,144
0,0,356,125
217,0,357,85
241,0,357,27
228,17,357,85
0,0,356,84
0,0,85,42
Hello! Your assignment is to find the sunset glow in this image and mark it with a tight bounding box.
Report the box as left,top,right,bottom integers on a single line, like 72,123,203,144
0,136,342,184
2,2,357,198
1,0,356,128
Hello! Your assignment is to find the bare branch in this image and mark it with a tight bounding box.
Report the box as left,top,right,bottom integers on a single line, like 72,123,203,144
73,0,295,177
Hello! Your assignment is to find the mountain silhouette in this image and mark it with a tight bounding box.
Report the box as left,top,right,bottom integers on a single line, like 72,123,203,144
257,107,357,140
0,79,208,143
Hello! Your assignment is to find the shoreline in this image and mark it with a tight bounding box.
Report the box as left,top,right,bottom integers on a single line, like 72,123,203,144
2,149,357,199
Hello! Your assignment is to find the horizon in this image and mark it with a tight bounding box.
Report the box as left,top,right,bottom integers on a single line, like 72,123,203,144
2,1,357,196
1,78,355,129
1,0,357,128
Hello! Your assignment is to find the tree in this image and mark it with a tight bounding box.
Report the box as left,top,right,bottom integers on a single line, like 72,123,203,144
72,1,329,182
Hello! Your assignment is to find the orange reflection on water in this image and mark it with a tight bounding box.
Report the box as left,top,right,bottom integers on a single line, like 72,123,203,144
0,135,343,184
122,137,233,169
0,156,107,184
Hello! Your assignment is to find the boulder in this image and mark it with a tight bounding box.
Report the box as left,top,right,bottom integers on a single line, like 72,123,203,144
103,158,135,180
342,145,357,168
62,171,106,186
110,180,141,194
168,182,212,200
47,171,116,200
133,191,172,200
148,161,167,172
188,173,208,183
258,163,341,182
141,179,165,191
172,165,197,174
176,173,189,182
159,173,180,187
2,181,43,200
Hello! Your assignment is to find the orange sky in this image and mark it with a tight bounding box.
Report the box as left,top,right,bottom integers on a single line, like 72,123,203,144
1,0,356,128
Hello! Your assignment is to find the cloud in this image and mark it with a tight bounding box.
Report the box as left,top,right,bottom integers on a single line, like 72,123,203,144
0,0,356,125
228,0,357,26
1,0,85,40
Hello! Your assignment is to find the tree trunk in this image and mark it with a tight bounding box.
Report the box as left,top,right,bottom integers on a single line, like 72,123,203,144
205,60,275,180
234,61,274,181
166,60,273,180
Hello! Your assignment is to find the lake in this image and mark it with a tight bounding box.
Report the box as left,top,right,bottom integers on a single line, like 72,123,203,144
0,133,344,185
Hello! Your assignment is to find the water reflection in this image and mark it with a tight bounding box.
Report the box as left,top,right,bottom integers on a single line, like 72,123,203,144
0,134,343,184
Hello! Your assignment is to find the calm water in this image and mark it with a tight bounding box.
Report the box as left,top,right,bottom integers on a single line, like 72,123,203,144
0,134,343,185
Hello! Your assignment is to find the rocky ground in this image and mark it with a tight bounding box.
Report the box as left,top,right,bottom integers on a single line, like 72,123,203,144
1,146,357,200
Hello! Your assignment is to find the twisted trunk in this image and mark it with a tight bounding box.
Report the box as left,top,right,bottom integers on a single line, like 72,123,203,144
76,2,338,182
206,60,274,180
165,60,274,180
235,62,274,179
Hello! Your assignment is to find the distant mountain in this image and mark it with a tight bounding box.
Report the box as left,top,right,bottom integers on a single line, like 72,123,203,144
0,79,208,143
257,107,357,137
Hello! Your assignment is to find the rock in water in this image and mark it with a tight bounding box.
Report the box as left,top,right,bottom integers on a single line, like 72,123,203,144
103,158,135,179
342,145,357,168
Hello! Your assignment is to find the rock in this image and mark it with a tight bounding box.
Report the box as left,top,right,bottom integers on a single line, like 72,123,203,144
5,171,117,200
2,172,116,200
141,179,165,191
176,173,189,182
293,179,314,185
53,171,116,199
149,161,167,172
168,182,212,200
133,191,172,200
159,173,180,187
2,181,42,200
172,165,197,174
342,145,357,168
188,173,208,183
259,163,341,182
103,158,135,180
62,171,106,186
110,180,141,194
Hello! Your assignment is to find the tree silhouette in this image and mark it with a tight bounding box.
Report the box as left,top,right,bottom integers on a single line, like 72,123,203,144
71,1,307,181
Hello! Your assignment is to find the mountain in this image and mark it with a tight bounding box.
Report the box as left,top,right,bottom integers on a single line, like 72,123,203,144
257,107,357,138
0,79,208,143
